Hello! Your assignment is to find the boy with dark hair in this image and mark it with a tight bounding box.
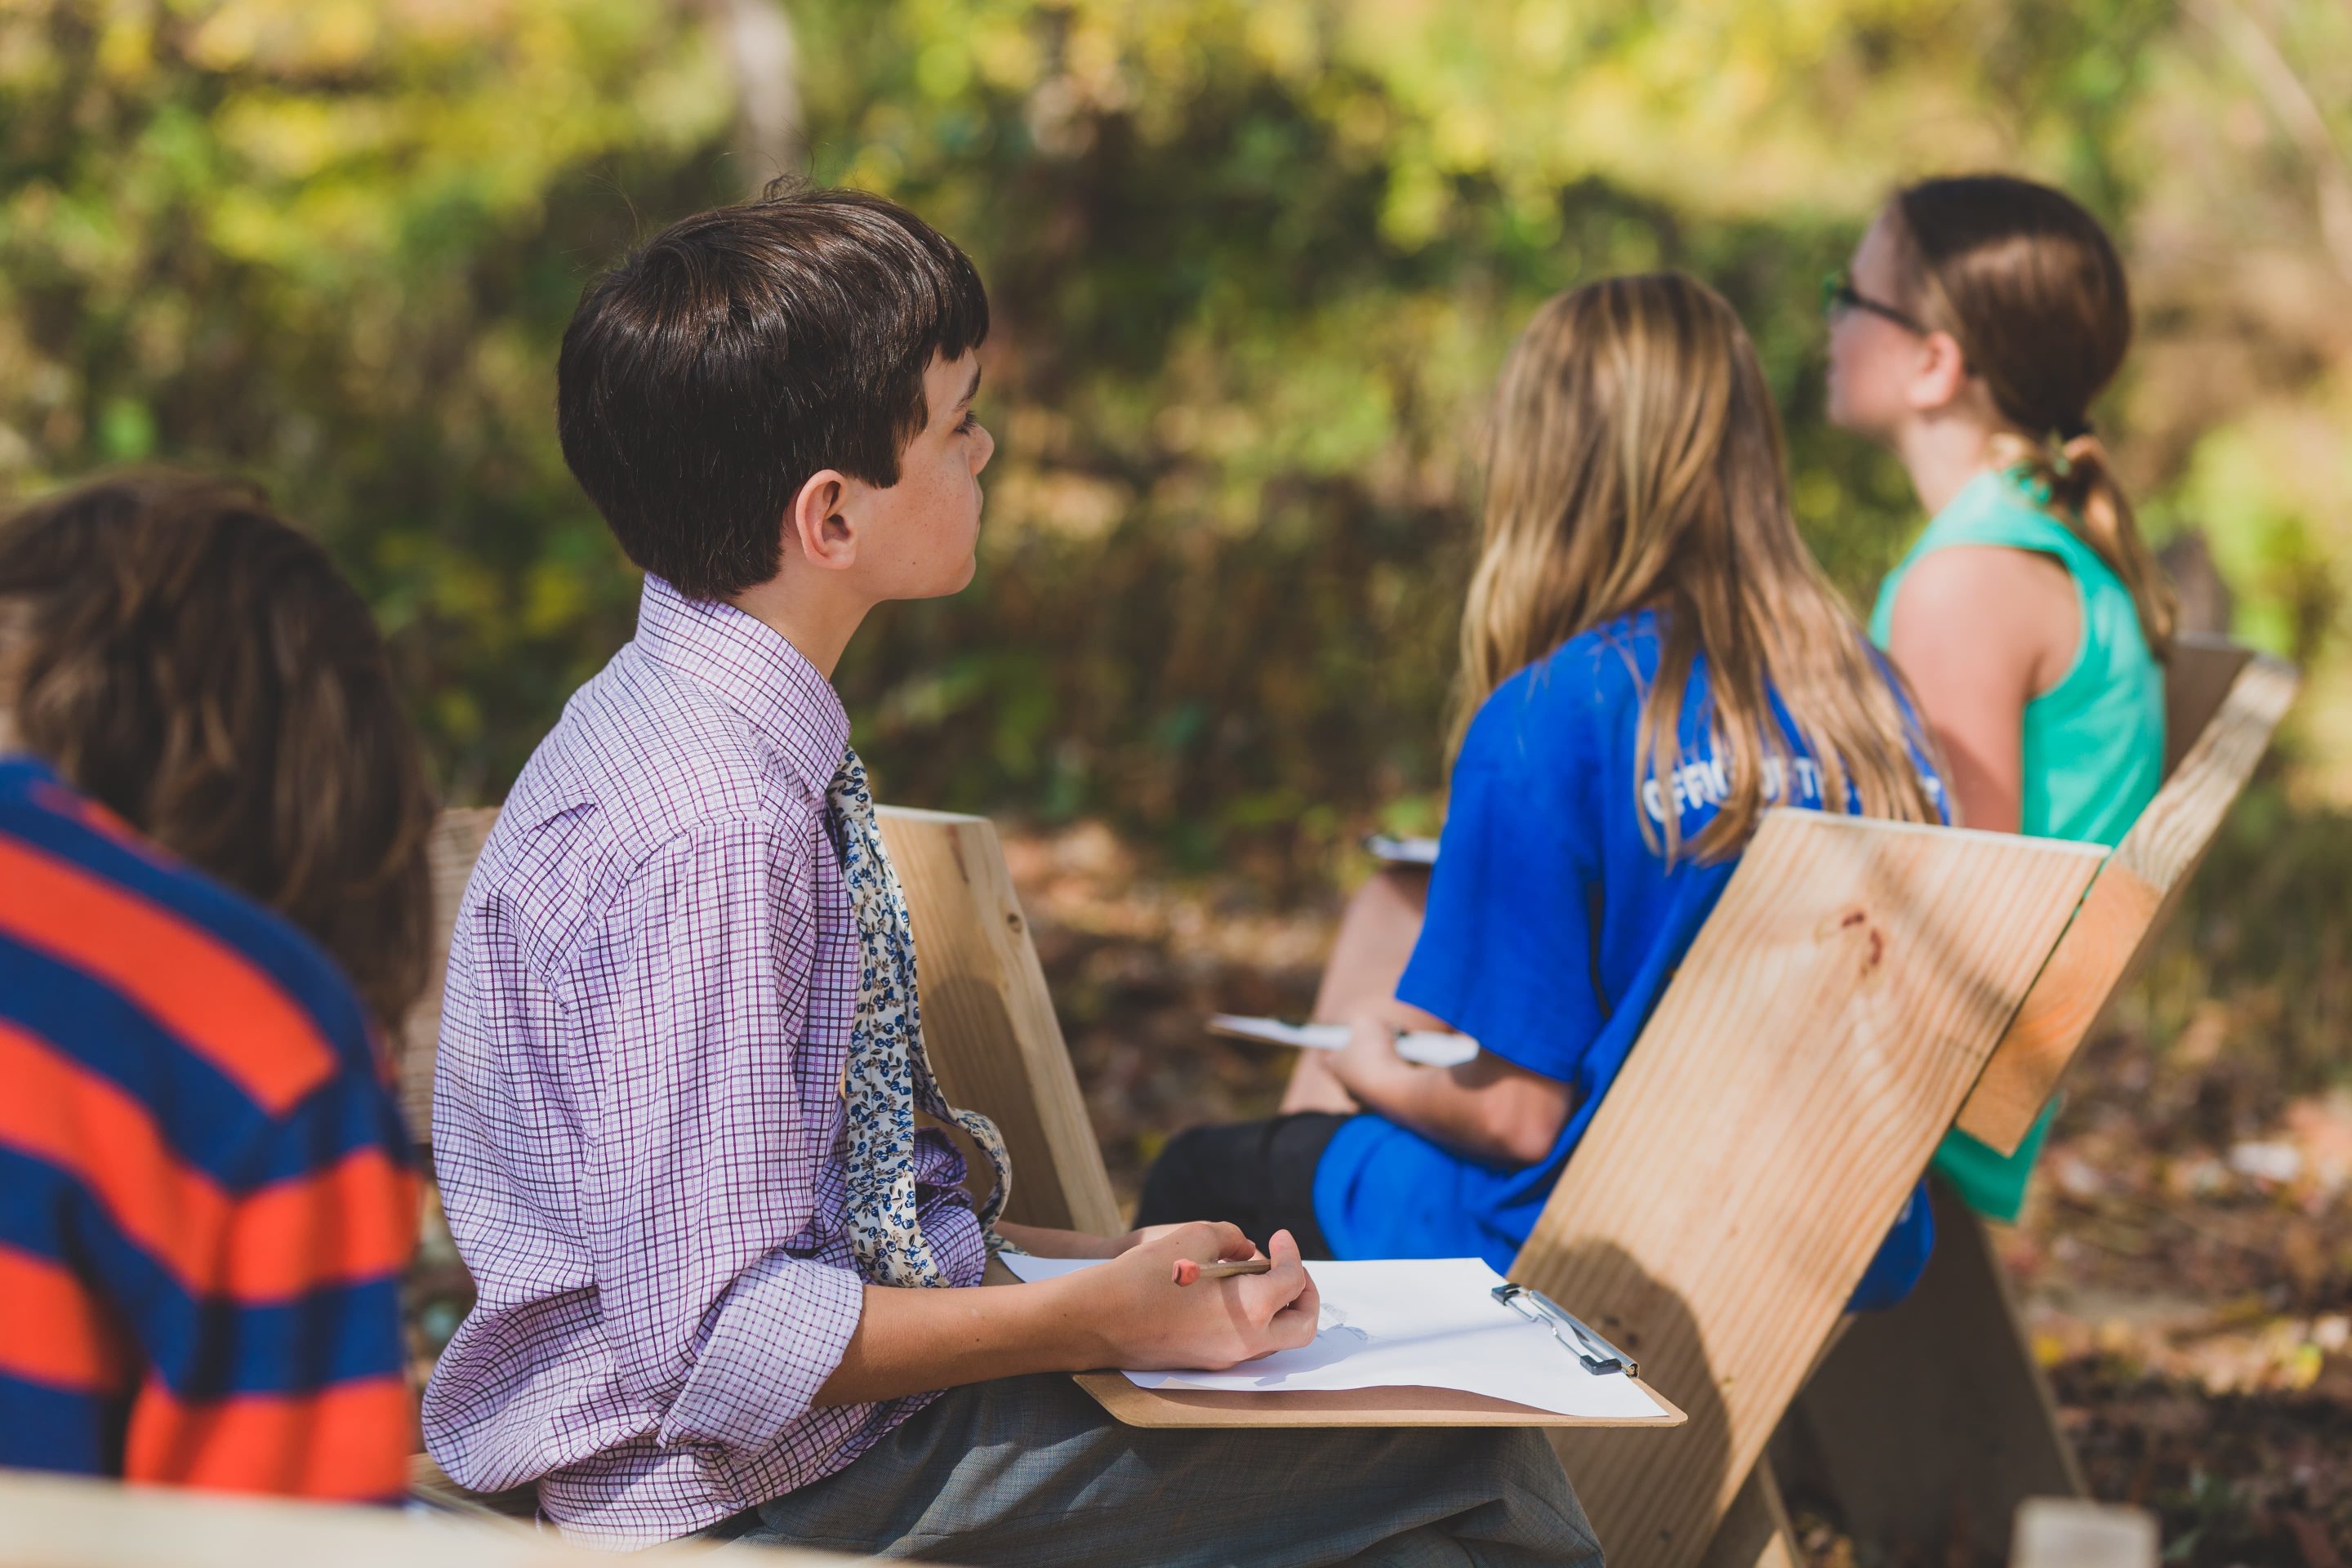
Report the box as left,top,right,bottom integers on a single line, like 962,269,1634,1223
424,185,1598,1562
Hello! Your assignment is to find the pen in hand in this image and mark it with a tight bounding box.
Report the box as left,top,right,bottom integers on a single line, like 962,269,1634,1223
1171,1256,1276,1285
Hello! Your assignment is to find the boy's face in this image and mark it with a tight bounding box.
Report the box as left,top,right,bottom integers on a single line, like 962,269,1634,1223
853,350,994,601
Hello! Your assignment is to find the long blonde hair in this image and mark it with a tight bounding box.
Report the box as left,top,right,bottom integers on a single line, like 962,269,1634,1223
1889,175,2174,658
1459,273,1940,862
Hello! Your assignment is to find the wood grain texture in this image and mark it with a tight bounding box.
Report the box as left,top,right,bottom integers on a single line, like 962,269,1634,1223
0,1468,849,1567
1789,1181,2086,1566
401,806,499,1147
1783,643,2294,1566
877,806,1125,1237
2115,654,2297,889
1955,652,2297,1153
1516,811,2106,1568
1947,863,2158,1156
1070,1371,1685,1429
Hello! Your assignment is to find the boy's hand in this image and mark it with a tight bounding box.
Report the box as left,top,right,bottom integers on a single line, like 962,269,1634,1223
1073,1222,1320,1372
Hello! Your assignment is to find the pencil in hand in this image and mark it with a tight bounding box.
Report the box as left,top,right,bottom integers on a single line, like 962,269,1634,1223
1171,1256,1276,1285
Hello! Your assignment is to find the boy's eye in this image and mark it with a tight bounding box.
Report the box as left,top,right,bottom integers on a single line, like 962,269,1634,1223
956,412,979,435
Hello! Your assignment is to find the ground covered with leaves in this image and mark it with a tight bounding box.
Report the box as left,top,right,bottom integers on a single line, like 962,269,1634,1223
408,801,2352,1566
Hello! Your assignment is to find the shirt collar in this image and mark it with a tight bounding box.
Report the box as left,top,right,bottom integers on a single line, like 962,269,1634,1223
632,575,851,792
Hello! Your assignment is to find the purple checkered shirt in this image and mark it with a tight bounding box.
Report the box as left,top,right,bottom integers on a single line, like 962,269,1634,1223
421,576,982,1548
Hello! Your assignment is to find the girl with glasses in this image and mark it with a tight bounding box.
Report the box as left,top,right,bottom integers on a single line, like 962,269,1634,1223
1824,174,2172,1222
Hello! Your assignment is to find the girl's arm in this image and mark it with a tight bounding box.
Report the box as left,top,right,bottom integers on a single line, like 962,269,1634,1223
1281,868,1439,1116
1885,545,2078,834
1327,1018,1575,1165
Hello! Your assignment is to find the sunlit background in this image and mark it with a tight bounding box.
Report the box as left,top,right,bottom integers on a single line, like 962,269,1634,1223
5,3,2351,1557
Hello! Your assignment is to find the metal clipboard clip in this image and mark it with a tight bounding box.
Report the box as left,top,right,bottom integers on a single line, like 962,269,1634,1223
1491,1283,1638,1379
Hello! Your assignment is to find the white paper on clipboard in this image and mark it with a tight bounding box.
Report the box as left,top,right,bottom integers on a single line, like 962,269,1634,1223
1206,1013,1479,1068
998,1254,1669,1423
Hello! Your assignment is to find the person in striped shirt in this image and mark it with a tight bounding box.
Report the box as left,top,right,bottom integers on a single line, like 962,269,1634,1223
0,474,434,1499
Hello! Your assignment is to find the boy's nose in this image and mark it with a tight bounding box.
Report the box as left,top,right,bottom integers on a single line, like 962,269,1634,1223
972,425,996,474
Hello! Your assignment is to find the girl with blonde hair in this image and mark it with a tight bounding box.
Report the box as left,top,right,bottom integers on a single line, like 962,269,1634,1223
1140,273,1948,1307
1825,173,2167,1220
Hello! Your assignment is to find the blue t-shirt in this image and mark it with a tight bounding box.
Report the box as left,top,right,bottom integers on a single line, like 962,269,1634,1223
1310,611,1944,1310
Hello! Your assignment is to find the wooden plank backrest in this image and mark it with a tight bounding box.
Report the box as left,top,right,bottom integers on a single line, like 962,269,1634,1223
1514,811,2107,1568
397,804,1122,1236
876,806,1125,1236
401,807,499,1146
1952,642,2296,1153
0,1466,853,1567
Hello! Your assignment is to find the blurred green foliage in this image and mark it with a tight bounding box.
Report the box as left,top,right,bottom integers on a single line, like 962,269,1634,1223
3,0,2350,876
22,16,2352,1548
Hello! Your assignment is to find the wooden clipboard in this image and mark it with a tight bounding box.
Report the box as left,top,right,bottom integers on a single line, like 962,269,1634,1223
1071,1370,1687,1429
986,1256,1687,1430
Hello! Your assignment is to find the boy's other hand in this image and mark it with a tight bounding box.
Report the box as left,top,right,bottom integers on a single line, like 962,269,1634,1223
1076,1222,1319,1372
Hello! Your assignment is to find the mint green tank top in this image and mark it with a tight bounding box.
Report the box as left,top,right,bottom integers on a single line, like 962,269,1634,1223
1869,466,2166,1221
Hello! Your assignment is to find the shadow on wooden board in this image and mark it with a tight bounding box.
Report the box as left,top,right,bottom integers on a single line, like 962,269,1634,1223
1546,1239,1735,1565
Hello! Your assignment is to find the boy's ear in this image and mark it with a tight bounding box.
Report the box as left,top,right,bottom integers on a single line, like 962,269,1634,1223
786,470,859,572
1906,330,1973,413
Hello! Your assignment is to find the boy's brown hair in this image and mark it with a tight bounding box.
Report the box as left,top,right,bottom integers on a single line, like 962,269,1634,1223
0,471,436,1031
558,183,990,600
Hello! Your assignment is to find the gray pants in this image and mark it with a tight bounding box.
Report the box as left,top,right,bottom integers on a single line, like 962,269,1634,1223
719,1374,1602,1566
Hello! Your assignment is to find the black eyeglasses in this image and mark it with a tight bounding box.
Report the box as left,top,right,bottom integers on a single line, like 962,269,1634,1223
1822,270,1927,335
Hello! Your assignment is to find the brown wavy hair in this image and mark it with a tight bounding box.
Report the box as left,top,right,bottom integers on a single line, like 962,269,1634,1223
1887,174,2175,657
1461,273,1942,862
0,472,436,1031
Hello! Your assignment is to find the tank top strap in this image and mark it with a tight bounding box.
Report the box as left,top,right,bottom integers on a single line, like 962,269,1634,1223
1911,466,2105,579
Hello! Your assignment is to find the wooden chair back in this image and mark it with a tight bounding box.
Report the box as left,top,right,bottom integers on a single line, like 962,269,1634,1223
1789,639,2296,1564
1954,639,2296,1153
1505,812,2106,1568
875,807,1123,1234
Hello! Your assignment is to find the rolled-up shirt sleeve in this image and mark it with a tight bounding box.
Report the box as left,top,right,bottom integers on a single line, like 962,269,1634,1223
574,810,862,1455
664,1242,864,1454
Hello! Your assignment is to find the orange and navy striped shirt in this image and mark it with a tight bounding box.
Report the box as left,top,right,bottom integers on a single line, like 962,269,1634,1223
0,754,417,1500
